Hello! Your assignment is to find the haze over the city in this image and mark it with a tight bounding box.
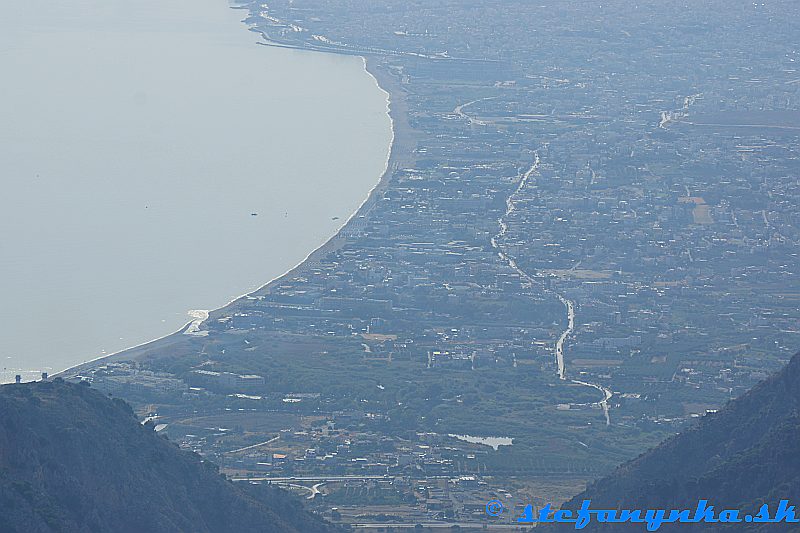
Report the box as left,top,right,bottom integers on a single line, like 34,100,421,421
2,0,799,531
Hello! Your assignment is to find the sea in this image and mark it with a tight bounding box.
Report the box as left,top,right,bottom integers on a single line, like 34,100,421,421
0,0,392,382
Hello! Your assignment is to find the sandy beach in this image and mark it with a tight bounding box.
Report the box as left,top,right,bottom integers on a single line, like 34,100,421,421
57,54,416,377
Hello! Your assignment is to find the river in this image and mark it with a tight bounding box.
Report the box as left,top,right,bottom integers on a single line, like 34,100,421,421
0,0,392,381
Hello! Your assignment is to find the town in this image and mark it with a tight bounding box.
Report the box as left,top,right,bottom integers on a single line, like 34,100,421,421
64,0,800,529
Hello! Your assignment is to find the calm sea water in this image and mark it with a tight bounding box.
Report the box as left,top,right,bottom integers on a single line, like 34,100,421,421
0,0,392,381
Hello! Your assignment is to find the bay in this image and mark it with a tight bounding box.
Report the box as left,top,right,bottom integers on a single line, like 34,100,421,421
0,0,392,381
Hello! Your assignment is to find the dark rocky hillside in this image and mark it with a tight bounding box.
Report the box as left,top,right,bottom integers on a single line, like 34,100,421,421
549,352,800,531
0,379,334,533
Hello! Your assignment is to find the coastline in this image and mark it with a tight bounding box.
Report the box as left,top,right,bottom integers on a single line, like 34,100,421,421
56,54,413,378
222,55,408,307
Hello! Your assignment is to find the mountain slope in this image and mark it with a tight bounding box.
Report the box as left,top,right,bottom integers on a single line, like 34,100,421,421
552,352,800,531
0,379,333,533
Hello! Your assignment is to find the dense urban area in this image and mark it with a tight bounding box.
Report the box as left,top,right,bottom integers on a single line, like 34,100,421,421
62,0,800,529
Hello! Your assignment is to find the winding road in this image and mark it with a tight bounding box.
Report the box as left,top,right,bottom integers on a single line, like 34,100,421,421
490,152,613,426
